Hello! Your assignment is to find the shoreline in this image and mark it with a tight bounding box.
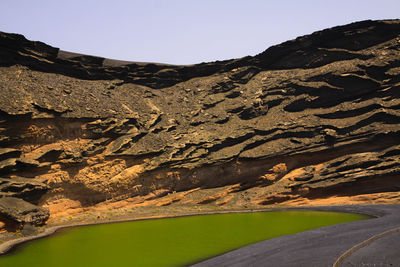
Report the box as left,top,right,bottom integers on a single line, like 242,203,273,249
0,204,385,258
193,204,400,267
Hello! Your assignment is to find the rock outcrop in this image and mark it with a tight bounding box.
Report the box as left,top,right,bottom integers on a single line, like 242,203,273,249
0,177,48,203
0,197,49,227
0,19,399,221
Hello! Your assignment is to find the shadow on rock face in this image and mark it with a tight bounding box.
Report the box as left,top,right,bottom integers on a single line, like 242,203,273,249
0,197,49,231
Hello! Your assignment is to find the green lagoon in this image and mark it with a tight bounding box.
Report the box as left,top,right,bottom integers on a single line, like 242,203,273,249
0,211,369,267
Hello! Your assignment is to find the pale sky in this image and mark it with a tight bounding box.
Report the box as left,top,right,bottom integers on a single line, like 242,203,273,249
0,0,399,64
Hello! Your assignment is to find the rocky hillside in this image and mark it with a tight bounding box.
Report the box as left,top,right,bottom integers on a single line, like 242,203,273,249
0,19,400,227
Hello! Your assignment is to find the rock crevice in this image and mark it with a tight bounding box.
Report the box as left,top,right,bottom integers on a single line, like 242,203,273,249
0,19,400,224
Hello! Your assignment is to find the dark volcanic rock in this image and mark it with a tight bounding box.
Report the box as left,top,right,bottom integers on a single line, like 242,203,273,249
0,197,49,226
0,177,49,203
0,158,17,173
0,148,21,161
0,19,399,208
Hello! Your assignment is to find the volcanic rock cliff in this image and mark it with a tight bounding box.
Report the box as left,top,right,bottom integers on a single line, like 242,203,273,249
0,19,400,227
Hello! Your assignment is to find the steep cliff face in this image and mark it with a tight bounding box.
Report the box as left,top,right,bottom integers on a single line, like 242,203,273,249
0,19,400,225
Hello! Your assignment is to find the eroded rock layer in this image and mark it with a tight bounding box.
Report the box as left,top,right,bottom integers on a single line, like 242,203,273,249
0,19,400,223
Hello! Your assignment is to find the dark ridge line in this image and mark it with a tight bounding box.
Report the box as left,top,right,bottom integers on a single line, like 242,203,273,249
1,20,399,89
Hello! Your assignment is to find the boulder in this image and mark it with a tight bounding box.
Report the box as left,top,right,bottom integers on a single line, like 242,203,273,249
0,197,49,226
0,177,49,203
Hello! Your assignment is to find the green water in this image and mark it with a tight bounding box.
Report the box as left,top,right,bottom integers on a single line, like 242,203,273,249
0,211,369,267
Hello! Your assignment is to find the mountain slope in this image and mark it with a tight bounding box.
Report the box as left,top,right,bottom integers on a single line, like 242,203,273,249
0,19,400,226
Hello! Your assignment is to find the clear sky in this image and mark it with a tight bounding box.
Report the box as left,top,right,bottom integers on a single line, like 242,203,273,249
0,0,399,65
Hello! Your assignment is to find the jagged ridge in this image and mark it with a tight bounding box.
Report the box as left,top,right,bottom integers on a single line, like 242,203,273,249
0,19,400,226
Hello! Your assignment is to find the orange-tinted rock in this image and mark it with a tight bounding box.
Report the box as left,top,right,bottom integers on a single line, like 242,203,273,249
0,19,399,215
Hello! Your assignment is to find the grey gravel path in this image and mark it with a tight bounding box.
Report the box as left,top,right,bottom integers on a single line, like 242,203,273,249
340,229,400,266
192,205,400,267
